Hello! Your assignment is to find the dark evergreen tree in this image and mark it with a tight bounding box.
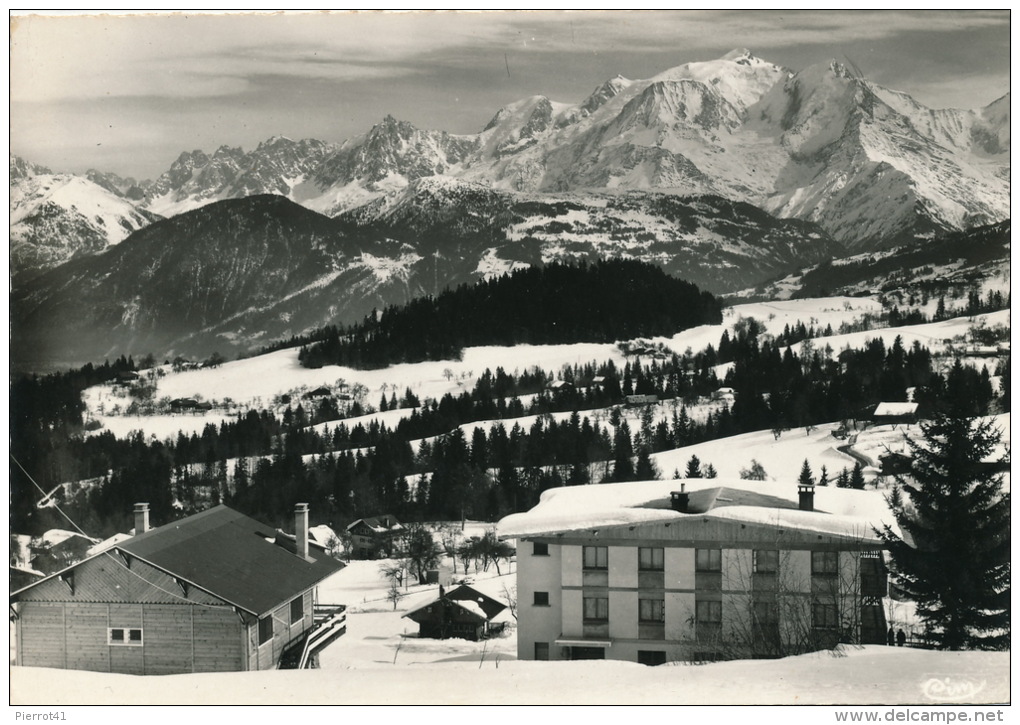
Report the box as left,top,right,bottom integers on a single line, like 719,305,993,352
850,462,866,490
685,455,702,478
878,414,1010,650
818,465,829,487
797,459,815,487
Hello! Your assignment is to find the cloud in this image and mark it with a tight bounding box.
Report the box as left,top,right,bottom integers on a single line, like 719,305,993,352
10,10,1009,104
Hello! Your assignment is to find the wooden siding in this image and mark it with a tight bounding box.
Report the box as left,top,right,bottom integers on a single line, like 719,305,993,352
16,601,243,674
250,592,311,670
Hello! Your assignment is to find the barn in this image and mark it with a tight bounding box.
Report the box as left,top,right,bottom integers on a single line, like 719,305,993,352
10,503,347,674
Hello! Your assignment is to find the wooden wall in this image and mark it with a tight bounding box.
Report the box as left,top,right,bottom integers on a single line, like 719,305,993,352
16,601,243,675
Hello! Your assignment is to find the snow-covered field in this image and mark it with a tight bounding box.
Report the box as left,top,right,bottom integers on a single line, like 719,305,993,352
11,644,1009,707
80,295,929,442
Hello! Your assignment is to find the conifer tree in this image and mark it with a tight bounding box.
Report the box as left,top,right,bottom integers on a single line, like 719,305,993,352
878,414,1010,650
836,467,850,489
850,461,866,490
798,459,815,487
685,455,703,478
818,465,829,487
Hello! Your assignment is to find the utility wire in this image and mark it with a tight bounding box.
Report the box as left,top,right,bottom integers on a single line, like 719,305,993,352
10,453,91,537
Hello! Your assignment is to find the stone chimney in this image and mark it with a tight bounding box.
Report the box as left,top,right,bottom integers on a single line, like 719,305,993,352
670,484,690,513
798,484,815,512
295,503,309,559
134,503,150,534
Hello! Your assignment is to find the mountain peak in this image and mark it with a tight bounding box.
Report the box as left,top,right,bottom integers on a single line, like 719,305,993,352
722,48,754,61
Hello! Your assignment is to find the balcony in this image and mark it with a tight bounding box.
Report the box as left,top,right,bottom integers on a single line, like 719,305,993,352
278,604,347,669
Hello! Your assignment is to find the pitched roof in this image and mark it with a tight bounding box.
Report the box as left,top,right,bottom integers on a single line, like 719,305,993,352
402,584,507,622
116,505,343,616
873,402,918,417
347,515,402,533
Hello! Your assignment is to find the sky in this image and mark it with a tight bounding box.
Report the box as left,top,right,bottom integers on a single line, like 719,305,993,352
9,9,1012,180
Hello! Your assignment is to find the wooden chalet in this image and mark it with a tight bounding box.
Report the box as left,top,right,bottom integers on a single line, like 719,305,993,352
11,503,346,674
872,402,918,426
346,515,403,559
302,387,333,400
29,530,99,575
402,584,508,641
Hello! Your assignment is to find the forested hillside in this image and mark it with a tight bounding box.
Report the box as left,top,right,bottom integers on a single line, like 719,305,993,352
298,260,723,368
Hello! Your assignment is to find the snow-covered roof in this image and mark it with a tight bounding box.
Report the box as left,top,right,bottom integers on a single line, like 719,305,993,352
497,478,897,543
37,529,98,548
873,402,918,417
86,532,133,557
309,524,338,546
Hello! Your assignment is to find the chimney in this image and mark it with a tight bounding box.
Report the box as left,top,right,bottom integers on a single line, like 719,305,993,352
670,484,690,513
295,503,309,559
798,484,815,512
133,503,150,534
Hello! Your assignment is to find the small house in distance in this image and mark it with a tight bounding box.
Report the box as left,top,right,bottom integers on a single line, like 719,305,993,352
625,394,658,407
302,387,333,401
872,402,918,427
29,530,100,575
347,515,403,559
11,503,346,674
403,584,508,641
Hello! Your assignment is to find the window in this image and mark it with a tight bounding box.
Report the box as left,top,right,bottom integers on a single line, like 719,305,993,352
534,642,550,661
258,615,274,645
638,547,664,571
290,596,304,625
754,550,779,574
583,596,609,622
695,548,722,572
812,603,839,630
533,542,549,556
533,591,550,606
696,600,722,625
108,628,143,646
637,650,667,666
583,545,608,569
639,598,665,623
812,551,839,576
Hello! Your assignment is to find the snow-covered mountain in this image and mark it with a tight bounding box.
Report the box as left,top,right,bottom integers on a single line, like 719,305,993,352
130,49,1010,248
11,187,841,368
10,155,161,280
144,136,337,217
11,49,1008,280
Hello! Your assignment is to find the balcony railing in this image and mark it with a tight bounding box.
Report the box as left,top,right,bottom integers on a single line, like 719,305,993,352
278,604,347,669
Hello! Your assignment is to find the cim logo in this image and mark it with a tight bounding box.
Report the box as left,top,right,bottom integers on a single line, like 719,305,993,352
921,677,987,701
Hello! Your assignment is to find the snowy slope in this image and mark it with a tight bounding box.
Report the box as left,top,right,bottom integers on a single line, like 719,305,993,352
10,158,159,277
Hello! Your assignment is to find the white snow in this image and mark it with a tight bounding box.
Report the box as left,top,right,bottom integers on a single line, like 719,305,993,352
497,477,896,542
10,647,1008,706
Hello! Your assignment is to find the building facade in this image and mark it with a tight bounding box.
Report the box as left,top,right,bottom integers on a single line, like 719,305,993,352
11,503,346,674
501,479,889,664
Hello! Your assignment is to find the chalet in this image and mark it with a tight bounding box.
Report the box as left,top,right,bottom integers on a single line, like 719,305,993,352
29,530,100,575
116,371,141,383
169,398,199,413
303,387,333,401
347,515,403,559
547,380,574,393
11,503,346,674
625,394,659,407
712,387,736,403
871,402,919,426
402,584,508,641
499,478,891,665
